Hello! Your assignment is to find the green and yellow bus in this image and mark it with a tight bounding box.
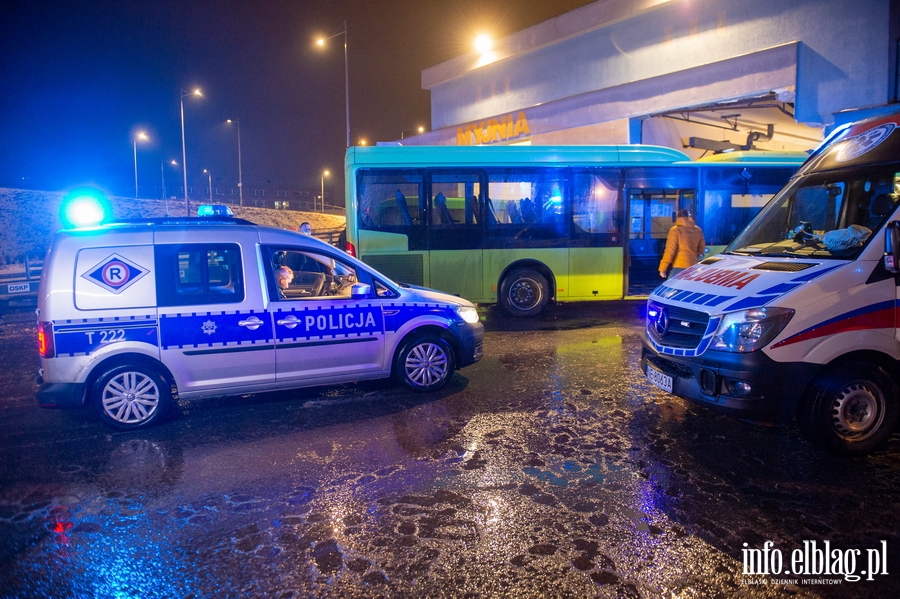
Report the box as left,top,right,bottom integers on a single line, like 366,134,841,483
345,145,805,316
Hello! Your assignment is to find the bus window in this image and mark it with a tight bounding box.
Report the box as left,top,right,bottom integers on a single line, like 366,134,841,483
357,169,425,229
485,168,568,247
701,167,798,245
572,170,623,246
429,171,483,250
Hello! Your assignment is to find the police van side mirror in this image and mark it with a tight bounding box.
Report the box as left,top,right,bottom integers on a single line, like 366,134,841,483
351,283,372,300
884,221,900,274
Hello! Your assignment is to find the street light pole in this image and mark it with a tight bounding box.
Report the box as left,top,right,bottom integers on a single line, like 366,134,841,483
164,160,177,216
317,21,350,148
180,88,202,216
321,170,330,213
227,119,243,206
133,131,147,198
204,169,213,203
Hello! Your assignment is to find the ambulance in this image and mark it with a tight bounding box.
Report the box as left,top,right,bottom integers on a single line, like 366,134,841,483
642,111,900,456
35,203,484,430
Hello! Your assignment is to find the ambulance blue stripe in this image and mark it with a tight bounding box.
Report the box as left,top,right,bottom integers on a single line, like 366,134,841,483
793,263,843,282
757,282,802,295
701,294,733,306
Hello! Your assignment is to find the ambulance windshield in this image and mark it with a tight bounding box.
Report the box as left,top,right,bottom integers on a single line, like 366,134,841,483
727,165,900,258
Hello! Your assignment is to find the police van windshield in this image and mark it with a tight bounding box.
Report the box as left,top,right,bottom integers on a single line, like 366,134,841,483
726,165,900,258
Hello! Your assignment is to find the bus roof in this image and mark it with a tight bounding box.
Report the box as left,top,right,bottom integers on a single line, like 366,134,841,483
346,144,807,169
691,150,809,164
346,144,690,168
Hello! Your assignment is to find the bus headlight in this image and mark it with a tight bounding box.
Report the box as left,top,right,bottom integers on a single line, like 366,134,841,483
711,307,794,353
456,306,480,324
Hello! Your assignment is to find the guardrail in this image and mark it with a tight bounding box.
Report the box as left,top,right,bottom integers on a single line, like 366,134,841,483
0,251,43,307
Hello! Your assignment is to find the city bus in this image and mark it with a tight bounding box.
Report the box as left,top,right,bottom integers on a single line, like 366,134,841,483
344,145,806,316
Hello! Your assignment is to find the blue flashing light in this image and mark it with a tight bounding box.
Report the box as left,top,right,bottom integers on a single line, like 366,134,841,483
197,204,234,217
60,188,110,228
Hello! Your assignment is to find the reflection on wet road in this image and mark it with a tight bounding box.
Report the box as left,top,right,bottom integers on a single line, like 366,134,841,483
1,303,898,597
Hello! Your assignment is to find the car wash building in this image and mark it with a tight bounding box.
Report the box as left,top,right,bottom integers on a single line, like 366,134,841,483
399,0,899,155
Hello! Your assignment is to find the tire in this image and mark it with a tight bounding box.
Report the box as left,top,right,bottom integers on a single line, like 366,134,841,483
92,363,172,430
499,268,549,317
395,334,455,392
801,364,899,456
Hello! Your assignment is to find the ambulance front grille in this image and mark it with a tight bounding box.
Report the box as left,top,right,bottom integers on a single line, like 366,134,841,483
648,301,709,349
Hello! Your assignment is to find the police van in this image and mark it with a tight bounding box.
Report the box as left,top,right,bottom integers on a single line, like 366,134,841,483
35,204,484,430
642,111,900,456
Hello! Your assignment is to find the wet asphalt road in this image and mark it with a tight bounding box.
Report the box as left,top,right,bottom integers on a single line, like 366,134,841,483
1,302,899,598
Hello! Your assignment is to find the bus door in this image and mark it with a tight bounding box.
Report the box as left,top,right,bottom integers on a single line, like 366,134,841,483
626,189,697,295
426,170,484,301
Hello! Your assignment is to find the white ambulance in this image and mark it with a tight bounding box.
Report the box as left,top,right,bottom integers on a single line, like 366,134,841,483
35,205,484,430
642,111,900,456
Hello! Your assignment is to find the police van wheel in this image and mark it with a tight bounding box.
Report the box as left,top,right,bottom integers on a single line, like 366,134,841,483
396,334,454,392
93,364,171,430
499,268,549,317
802,364,898,456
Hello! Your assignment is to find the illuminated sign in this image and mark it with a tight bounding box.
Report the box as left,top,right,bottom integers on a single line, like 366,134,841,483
456,111,530,146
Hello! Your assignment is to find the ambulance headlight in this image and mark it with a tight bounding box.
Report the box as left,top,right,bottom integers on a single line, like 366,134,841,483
456,306,480,324
711,307,794,353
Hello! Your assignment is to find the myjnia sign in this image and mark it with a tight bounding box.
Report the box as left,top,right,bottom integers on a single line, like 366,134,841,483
456,111,530,146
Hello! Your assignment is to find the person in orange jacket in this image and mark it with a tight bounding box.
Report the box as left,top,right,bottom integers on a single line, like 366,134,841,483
659,209,706,279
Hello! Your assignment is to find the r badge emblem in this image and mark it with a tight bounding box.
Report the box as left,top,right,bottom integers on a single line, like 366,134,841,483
82,253,149,294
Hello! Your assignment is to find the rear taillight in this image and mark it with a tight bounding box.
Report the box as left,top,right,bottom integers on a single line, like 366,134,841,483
345,241,357,257
38,321,55,358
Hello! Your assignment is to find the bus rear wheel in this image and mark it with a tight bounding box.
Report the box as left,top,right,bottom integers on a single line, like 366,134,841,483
801,364,898,456
499,268,549,317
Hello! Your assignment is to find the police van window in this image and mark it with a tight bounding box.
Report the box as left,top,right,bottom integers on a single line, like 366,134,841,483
270,249,359,300
373,278,398,298
155,244,244,306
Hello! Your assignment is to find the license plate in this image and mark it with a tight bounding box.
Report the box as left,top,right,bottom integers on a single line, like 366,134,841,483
646,364,673,393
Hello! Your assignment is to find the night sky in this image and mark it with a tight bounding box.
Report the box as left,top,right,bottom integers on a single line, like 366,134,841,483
1,0,594,202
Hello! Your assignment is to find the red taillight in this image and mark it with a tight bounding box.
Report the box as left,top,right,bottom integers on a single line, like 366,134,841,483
38,321,55,358
345,241,357,257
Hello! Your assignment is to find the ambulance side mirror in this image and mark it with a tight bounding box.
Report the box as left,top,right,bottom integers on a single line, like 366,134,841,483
351,283,372,300
884,221,900,274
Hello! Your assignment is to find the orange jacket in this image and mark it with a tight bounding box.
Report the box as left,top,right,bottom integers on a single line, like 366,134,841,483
659,216,706,271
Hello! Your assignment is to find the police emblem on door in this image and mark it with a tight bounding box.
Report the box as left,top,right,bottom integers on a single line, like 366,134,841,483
82,253,149,294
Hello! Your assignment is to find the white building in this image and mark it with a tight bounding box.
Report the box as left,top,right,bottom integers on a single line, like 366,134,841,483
398,0,899,155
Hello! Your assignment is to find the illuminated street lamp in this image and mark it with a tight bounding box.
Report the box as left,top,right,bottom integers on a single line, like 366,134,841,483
180,88,202,215
320,169,330,212
474,34,492,54
401,126,425,139
316,21,350,148
203,169,213,203
226,119,243,206
133,131,148,198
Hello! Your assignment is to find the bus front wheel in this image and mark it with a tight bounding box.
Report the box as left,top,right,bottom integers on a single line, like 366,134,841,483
801,364,898,456
499,268,549,317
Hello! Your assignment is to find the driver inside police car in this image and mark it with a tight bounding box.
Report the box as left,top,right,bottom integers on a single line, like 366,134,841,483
275,265,294,298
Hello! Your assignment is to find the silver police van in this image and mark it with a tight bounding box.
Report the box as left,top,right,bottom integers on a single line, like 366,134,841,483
35,207,484,430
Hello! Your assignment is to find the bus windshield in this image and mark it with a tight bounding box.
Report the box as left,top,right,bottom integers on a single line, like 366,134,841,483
727,165,900,259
